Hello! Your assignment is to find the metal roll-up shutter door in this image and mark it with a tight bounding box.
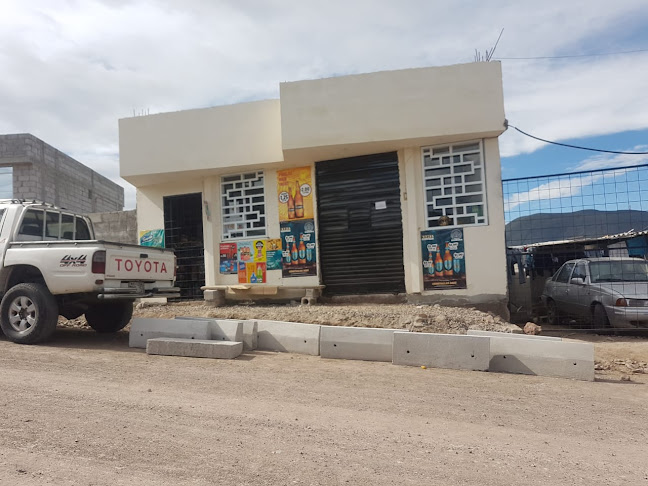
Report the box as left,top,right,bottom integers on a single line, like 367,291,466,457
316,152,406,295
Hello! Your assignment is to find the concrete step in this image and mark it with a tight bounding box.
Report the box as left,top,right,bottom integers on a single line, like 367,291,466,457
146,338,243,359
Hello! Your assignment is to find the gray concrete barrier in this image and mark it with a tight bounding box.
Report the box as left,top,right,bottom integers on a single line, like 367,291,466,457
467,330,562,341
488,336,594,381
146,338,243,359
129,318,210,348
393,332,490,371
175,317,243,342
256,320,321,355
320,326,403,362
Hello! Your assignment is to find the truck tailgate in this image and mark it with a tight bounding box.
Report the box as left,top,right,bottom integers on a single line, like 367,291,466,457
105,248,175,280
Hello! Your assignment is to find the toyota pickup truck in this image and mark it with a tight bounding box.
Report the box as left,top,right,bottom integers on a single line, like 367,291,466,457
0,200,179,344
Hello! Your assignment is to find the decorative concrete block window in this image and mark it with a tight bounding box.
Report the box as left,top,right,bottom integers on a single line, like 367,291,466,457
422,141,488,228
221,171,267,239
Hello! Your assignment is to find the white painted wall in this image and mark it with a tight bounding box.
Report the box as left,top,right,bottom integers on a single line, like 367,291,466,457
120,100,283,186
280,62,505,163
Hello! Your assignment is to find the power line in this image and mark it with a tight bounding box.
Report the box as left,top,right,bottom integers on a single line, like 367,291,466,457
506,123,648,155
495,48,648,60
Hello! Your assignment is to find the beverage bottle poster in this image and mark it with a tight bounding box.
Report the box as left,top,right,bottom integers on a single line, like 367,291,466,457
265,238,283,271
246,262,266,283
219,242,238,274
237,241,253,263
277,166,314,222
421,228,466,290
280,219,317,278
237,261,247,284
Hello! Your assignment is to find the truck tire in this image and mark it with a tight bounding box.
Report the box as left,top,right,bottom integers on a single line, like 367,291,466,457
85,301,134,333
0,283,59,344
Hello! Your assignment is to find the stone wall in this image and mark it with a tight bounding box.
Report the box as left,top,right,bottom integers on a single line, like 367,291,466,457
0,133,124,213
87,209,138,244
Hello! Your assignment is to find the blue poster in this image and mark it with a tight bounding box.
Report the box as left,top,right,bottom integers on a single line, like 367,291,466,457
280,219,317,277
421,228,466,290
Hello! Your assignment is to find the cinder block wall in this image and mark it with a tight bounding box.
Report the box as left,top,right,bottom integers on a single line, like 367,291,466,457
88,209,138,244
0,134,124,213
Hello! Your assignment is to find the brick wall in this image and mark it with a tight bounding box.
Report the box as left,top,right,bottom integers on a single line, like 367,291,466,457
87,209,138,244
0,134,124,213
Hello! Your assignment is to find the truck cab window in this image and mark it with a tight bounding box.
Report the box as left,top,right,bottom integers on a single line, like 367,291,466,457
46,211,61,239
61,214,74,239
75,217,91,240
18,209,44,240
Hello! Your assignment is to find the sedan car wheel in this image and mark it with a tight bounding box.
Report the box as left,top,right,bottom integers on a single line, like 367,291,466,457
546,299,560,325
592,304,610,329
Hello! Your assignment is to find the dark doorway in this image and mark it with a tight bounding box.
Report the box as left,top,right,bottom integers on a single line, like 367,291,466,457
163,193,205,300
316,152,406,295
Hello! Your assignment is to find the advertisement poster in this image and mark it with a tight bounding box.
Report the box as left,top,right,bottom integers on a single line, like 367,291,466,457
237,241,253,263
252,240,266,262
421,228,466,290
139,229,165,248
281,219,317,278
277,166,314,222
245,262,266,284
238,261,247,284
219,242,238,274
265,238,283,271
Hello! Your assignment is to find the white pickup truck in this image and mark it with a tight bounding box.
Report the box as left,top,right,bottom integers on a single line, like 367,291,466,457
0,200,179,344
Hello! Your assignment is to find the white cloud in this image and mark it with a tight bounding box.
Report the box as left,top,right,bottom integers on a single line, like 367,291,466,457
0,1,647,209
570,146,648,171
504,174,601,212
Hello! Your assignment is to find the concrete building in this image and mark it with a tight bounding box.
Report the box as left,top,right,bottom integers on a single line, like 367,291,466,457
119,62,508,314
0,134,124,213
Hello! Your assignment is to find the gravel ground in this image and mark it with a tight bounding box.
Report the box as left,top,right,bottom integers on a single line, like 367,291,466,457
1,328,647,485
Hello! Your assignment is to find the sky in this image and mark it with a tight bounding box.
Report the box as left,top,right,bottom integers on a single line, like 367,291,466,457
1,0,647,210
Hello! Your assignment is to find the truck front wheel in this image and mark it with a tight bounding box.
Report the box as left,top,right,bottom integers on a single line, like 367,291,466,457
85,301,134,333
0,283,59,344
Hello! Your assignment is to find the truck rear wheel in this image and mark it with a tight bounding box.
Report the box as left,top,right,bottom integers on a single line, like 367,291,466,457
85,301,134,333
0,283,59,344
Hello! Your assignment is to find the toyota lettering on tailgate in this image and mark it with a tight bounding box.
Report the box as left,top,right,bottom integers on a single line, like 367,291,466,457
114,258,169,274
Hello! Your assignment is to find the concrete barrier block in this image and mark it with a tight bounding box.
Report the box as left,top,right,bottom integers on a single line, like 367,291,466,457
488,337,594,381
256,320,320,355
242,320,258,351
467,330,562,341
129,318,211,348
175,317,243,342
393,332,490,371
320,326,403,362
146,338,243,359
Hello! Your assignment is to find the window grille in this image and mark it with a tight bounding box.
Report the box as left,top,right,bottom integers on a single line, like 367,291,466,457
422,141,488,227
221,171,267,239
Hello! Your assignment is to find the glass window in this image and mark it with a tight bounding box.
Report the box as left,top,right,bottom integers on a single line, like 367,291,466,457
422,141,487,228
221,171,266,239
75,217,91,240
555,262,575,283
18,209,44,238
572,262,587,281
46,211,61,238
61,214,74,239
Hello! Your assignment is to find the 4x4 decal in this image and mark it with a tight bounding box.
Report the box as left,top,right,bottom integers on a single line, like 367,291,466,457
60,255,87,267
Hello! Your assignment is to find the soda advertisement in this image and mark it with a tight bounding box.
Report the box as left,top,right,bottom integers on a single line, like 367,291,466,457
139,229,165,248
237,241,254,264
281,219,317,278
219,242,238,274
277,166,314,222
421,228,466,290
265,238,283,271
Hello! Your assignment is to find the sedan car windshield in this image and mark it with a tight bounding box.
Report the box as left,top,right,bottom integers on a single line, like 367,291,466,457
590,260,648,283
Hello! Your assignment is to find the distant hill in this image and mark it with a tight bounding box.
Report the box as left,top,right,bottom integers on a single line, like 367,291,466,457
505,209,648,246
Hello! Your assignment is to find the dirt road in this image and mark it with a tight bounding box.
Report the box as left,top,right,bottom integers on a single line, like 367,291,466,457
1,328,647,485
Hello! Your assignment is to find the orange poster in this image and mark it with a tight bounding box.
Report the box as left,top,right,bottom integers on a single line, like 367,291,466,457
277,166,314,222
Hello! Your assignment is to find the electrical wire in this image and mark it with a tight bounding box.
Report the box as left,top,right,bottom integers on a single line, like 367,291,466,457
495,48,648,60
507,124,648,155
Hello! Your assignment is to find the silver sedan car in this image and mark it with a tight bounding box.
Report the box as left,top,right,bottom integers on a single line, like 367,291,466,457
542,257,648,328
